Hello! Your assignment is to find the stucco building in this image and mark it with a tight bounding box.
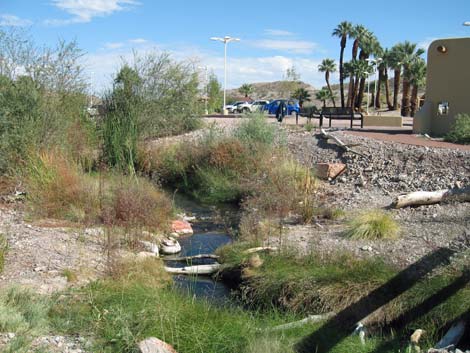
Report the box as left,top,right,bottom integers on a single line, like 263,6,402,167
414,37,470,136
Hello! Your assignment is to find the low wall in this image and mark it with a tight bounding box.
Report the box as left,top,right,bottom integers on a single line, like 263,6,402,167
363,115,403,127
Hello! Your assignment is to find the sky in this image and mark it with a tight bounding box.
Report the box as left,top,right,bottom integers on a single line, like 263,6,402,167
1,0,470,94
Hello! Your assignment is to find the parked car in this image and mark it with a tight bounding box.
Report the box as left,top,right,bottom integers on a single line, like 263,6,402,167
236,100,270,113
224,101,245,113
263,99,300,115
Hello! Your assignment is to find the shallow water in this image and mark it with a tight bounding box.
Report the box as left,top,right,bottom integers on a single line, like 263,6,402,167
164,192,238,304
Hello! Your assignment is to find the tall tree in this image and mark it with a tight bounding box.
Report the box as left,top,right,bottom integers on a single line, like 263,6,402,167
318,58,337,107
347,25,368,107
345,60,371,112
292,87,311,108
389,43,404,111
207,73,223,113
238,83,253,98
332,21,352,108
355,32,378,110
376,48,393,110
397,41,425,116
315,88,332,108
409,58,426,117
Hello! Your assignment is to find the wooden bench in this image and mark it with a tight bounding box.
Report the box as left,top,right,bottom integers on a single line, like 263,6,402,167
320,107,363,129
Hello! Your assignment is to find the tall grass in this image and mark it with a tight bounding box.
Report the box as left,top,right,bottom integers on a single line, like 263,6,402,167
0,234,7,273
344,210,399,240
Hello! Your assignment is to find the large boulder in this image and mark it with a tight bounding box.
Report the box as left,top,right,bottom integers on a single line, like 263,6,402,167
138,337,178,353
314,163,347,180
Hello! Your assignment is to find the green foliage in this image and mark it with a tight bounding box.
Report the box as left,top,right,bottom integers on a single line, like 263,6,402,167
207,73,223,113
233,113,278,147
304,122,314,132
292,88,311,108
444,114,470,144
344,210,399,240
0,233,7,273
239,83,253,97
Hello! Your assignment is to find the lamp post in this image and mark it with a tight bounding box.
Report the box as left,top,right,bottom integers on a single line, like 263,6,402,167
363,71,370,115
366,57,382,111
210,36,240,114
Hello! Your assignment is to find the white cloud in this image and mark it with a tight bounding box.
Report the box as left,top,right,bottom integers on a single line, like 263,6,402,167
83,43,326,94
264,29,294,37
45,0,139,25
0,14,33,27
129,38,148,44
104,41,125,49
250,39,318,54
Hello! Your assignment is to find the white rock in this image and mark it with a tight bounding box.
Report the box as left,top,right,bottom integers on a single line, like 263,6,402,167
138,337,178,353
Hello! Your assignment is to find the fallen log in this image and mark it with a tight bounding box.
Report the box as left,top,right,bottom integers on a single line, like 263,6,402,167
392,186,470,209
164,263,221,275
162,254,220,262
242,246,278,255
319,128,369,159
264,312,334,332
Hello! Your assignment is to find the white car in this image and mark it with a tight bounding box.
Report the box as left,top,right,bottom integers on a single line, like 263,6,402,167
236,100,270,113
224,101,245,113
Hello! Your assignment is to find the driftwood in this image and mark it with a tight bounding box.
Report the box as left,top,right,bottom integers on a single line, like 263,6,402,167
392,186,470,209
162,254,220,261
264,312,334,332
242,246,278,254
164,263,221,275
319,128,369,158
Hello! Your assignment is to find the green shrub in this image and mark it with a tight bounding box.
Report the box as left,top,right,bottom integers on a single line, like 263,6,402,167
0,234,7,273
344,210,399,240
234,113,278,146
444,114,470,144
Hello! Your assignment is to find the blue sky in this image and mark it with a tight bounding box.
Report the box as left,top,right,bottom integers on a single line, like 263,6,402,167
2,0,470,93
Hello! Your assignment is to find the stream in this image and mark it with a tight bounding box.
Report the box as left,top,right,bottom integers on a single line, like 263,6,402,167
164,192,239,305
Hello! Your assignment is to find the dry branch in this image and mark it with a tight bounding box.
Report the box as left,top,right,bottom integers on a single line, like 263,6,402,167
319,128,369,158
392,186,470,208
242,246,279,254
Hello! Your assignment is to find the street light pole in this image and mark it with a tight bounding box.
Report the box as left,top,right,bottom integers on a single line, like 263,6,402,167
210,36,240,114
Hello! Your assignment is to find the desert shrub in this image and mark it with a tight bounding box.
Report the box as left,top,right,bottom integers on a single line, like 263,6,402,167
25,152,99,222
445,113,470,144
102,177,173,229
192,167,243,203
344,210,399,240
0,234,7,273
234,113,278,146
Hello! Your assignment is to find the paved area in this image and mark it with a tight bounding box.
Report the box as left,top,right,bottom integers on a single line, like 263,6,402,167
204,115,470,151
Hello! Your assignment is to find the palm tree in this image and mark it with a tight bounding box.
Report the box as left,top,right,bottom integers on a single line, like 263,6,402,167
398,41,425,116
315,88,332,108
409,58,426,117
332,21,352,108
318,58,337,107
238,83,253,98
389,44,404,111
376,48,393,110
345,60,372,112
355,32,379,109
347,25,368,107
293,87,311,108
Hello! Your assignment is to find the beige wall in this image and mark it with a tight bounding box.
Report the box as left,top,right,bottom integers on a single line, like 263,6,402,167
414,37,470,136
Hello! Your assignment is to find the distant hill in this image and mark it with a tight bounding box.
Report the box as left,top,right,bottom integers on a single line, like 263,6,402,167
227,81,316,102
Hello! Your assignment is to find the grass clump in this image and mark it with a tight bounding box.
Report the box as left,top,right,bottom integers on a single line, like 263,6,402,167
344,210,399,240
444,113,470,144
234,112,278,146
0,234,7,273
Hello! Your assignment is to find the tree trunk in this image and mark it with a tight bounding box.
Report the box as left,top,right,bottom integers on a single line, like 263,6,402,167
347,77,354,107
391,186,470,208
410,84,419,117
393,69,401,110
401,68,411,116
353,76,360,110
326,72,336,107
356,77,366,110
339,38,346,108
384,71,393,110
375,68,383,109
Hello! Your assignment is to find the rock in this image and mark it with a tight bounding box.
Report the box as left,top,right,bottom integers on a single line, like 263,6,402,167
171,220,193,235
360,245,373,252
248,254,263,268
314,163,347,180
138,337,178,353
139,240,160,256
